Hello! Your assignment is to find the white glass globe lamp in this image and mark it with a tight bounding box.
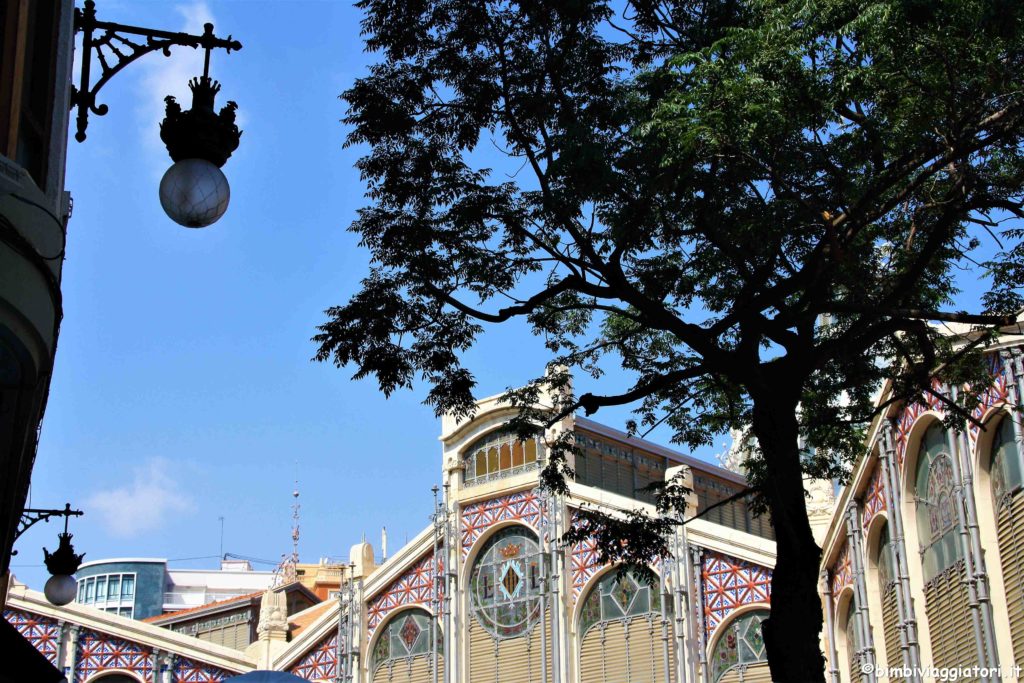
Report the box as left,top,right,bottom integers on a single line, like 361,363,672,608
43,574,78,606
159,158,231,228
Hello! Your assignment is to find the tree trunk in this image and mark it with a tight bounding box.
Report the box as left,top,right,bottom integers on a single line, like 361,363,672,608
751,390,827,683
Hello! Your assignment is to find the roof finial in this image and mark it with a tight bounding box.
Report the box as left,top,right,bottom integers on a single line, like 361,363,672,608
291,476,300,563
273,473,301,587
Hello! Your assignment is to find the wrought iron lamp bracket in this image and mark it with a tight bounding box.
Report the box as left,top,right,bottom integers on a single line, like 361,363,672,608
13,503,83,552
71,0,242,142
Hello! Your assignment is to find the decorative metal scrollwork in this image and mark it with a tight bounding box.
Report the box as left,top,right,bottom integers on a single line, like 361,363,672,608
12,503,83,555
71,0,242,142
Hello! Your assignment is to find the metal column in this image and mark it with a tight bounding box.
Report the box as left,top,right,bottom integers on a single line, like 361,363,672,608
955,425,1000,672
690,545,709,683
878,425,921,679
845,503,877,682
822,570,841,683
942,388,993,681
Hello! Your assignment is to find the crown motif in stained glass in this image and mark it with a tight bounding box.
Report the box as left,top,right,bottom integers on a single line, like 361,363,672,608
499,543,522,559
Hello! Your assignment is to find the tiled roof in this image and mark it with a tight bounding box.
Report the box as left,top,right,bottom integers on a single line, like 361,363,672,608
288,602,333,638
143,591,263,624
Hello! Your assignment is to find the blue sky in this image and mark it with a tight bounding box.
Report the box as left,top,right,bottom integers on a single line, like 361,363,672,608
14,0,693,589
12,0,1006,590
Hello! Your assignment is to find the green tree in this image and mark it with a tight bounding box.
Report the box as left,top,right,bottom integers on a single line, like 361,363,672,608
316,0,1024,679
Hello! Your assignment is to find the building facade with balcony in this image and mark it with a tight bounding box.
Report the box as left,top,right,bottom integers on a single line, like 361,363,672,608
0,0,75,607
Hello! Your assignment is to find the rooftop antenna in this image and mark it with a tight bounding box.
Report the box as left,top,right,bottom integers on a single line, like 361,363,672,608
218,516,225,558
381,526,388,563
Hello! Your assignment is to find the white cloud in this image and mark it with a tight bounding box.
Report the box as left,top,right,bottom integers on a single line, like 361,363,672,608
136,2,218,173
86,457,192,538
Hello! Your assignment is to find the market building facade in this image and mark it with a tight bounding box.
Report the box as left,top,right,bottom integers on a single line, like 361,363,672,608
820,330,1024,681
5,386,783,682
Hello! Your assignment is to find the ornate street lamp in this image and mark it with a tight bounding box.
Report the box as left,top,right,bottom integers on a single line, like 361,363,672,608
72,0,243,228
14,504,85,606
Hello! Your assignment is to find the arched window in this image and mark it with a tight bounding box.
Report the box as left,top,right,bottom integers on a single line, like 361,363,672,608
845,600,860,677
990,416,1022,507
578,569,662,638
470,526,543,639
709,609,768,683
463,427,543,485
874,521,902,672
915,423,962,580
370,608,437,674
875,523,894,589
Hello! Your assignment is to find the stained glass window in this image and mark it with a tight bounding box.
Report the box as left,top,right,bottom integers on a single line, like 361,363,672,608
710,609,768,683
578,569,663,638
470,526,543,639
915,423,963,581
875,522,895,589
370,608,437,673
845,600,860,677
464,427,544,485
990,416,1022,508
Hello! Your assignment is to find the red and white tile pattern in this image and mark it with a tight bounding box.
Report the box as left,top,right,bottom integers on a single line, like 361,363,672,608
460,489,544,558
862,463,887,529
290,632,338,681
175,655,237,682
829,541,853,600
968,354,1011,446
569,508,601,599
76,629,153,682
4,608,60,664
701,550,772,639
893,379,947,466
366,552,444,635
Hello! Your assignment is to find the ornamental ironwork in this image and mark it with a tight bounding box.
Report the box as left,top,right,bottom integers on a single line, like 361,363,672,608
71,0,242,142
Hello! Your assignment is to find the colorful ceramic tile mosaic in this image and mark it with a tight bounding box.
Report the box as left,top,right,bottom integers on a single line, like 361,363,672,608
4,608,60,664
460,489,545,558
829,541,853,599
569,508,602,599
701,550,772,639
969,354,1011,445
76,629,153,682
290,632,338,681
862,463,887,528
893,379,947,466
366,552,444,634
174,656,237,682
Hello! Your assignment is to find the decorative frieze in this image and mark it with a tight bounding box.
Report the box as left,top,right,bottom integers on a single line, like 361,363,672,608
460,489,545,558
366,552,443,634
701,549,772,639
289,632,338,681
